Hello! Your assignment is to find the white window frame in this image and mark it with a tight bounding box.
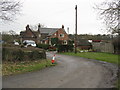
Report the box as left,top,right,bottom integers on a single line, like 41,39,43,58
59,34,64,37
63,40,67,45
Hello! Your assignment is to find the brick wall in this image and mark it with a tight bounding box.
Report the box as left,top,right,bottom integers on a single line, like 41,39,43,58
50,28,69,41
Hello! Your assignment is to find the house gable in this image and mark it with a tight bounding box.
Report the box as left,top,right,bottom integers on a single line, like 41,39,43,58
20,25,37,38
50,28,69,41
20,25,41,43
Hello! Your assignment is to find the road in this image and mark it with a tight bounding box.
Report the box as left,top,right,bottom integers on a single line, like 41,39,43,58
3,52,117,88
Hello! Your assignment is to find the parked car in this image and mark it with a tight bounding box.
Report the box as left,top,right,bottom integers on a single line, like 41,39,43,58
23,40,36,47
14,42,19,45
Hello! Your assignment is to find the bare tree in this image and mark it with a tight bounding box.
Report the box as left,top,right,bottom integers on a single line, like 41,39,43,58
9,30,16,35
95,0,120,34
0,0,22,21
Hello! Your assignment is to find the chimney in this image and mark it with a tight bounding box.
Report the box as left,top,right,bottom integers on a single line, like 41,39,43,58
62,25,64,29
26,24,30,31
38,23,41,31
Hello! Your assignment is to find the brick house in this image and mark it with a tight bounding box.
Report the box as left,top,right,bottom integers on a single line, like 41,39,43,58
20,24,41,43
20,24,69,45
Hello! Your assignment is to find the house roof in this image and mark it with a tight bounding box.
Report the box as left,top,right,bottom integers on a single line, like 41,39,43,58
20,28,59,36
20,30,37,38
40,28,59,35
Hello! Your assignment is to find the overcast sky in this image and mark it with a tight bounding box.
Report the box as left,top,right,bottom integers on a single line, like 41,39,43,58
0,0,107,34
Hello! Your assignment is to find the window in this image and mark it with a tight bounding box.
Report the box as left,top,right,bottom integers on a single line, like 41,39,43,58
39,34,41,37
59,34,64,37
63,40,67,44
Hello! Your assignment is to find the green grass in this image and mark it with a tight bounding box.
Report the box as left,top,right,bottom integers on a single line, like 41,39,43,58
61,52,119,65
3,59,56,76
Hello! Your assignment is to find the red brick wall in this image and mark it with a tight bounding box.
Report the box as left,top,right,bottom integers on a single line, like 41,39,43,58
50,28,69,41
24,29,34,37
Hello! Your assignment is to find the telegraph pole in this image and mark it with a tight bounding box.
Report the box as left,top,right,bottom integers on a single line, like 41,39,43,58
75,5,77,54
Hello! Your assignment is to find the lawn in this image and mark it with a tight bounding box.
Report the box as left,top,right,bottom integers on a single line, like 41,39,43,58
2,59,55,76
61,52,119,65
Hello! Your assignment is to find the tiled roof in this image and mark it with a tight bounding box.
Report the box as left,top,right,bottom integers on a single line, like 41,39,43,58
20,27,59,37
40,28,59,35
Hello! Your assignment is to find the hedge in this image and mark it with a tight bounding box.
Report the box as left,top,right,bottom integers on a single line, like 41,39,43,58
36,44,49,50
2,47,46,62
57,44,74,52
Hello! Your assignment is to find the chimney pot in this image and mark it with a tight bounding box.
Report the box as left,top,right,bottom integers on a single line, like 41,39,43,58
62,25,64,29
26,24,29,30
38,23,41,28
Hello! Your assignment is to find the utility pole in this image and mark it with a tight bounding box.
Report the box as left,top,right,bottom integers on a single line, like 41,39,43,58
75,5,77,54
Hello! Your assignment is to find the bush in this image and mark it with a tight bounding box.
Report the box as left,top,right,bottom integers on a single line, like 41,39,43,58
57,44,74,52
2,47,46,62
36,44,49,50
12,49,24,61
51,38,59,46
2,48,24,61
28,50,46,60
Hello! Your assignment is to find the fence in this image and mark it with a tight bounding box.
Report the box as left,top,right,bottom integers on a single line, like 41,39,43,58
92,41,114,53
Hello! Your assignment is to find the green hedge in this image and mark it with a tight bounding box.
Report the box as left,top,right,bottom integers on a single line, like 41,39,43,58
57,44,74,52
36,44,49,50
2,47,46,62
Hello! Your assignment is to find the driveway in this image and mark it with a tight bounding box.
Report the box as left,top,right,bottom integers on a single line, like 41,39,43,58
3,52,118,88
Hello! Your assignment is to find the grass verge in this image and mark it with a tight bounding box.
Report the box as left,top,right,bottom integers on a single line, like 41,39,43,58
2,59,55,76
60,52,119,65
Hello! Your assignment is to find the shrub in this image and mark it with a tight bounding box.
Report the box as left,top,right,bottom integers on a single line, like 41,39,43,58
51,38,59,46
28,50,46,60
2,48,24,61
37,43,49,50
2,47,46,62
12,49,24,61
57,44,74,52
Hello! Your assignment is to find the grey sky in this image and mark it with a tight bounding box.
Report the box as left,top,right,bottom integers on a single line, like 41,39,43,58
0,0,107,34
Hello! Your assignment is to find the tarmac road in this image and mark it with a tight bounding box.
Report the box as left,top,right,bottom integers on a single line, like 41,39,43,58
2,52,117,88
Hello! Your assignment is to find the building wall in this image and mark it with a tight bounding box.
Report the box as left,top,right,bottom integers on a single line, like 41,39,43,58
20,26,40,43
50,28,69,41
21,30,38,43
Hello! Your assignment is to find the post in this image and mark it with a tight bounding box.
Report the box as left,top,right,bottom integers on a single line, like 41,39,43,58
75,5,77,54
